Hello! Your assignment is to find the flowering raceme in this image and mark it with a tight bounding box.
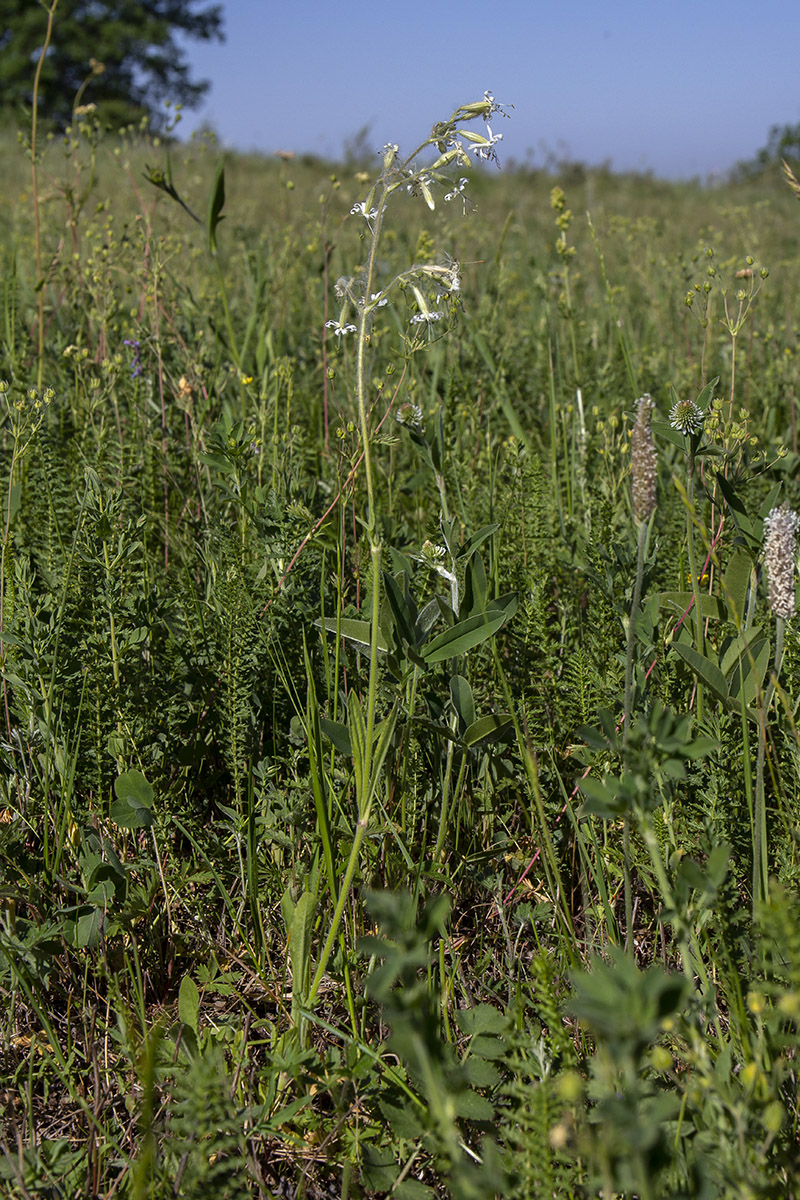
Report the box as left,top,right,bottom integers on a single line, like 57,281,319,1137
763,503,799,620
631,394,657,523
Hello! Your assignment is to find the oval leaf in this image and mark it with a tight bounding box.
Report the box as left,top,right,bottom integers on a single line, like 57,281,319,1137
114,770,154,808
178,974,200,1037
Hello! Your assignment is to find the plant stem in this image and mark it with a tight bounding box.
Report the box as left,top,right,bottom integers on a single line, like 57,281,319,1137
685,440,705,722
753,616,784,915
31,1,60,392
622,517,650,953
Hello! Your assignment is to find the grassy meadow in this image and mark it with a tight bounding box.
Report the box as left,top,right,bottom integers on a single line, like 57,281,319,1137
3,95,800,1198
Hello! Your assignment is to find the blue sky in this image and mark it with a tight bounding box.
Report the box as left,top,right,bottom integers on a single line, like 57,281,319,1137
177,0,800,179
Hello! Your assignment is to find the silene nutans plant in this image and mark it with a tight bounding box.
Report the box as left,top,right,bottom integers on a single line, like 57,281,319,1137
6,21,800,1196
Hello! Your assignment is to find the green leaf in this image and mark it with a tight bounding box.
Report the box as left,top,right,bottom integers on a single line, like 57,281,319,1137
207,159,226,255
394,1181,437,1199
462,712,512,747
367,704,400,806
451,1089,495,1121
651,420,687,451
728,636,770,711
289,892,315,998
580,775,628,819
378,1096,421,1140
659,592,727,621
111,769,154,829
5,481,20,527
462,552,487,617
694,377,719,413
450,674,475,728
463,1057,502,1087
114,769,153,807
758,483,783,519
414,597,441,644
75,906,104,949
422,609,509,664
715,471,749,518
720,625,764,677
723,549,755,626
458,523,500,562
315,616,388,653
455,1003,509,1035
469,1034,507,1060
178,974,200,1038
383,570,417,647
319,718,352,757
348,691,367,803
671,642,728,701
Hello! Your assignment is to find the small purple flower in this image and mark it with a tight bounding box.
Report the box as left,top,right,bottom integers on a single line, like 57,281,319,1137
123,339,142,377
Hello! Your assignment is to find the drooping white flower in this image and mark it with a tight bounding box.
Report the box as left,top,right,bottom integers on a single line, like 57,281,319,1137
444,177,469,200
325,320,357,338
350,200,378,224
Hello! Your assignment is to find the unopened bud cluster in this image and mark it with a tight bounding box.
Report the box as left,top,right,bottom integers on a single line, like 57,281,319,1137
763,503,799,620
631,395,657,522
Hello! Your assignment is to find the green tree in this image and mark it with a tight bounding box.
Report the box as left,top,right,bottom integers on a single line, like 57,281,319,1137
733,121,800,180
0,0,224,131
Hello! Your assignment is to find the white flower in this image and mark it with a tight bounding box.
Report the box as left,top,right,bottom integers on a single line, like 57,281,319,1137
444,177,472,215
350,200,378,223
443,136,472,169
410,311,443,326
482,90,513,121
406,173,432,197
471,128,503,162
444,177,469,202
396,403,424,428
669,399,704,436
420,264,461,296
764,504,800,619
415,539,456,586
381,142,399,168
325,320,357,338
421,539,446,561
370,292,388,307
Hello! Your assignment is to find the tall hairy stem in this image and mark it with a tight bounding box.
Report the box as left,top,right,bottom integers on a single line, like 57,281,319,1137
31,1,60,392
685,443,705,722
622,518,649,953
753,617,784,916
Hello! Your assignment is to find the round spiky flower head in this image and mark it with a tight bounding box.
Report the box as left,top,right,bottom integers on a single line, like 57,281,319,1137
631,394,657,523
669,398,704,436
763,503,799,620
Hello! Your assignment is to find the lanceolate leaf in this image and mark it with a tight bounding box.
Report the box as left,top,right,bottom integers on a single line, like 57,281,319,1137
208,159,226,255
671,642,728,701
462,713,513,747
315,617,388,653
660,592,728,621
422,608,510,664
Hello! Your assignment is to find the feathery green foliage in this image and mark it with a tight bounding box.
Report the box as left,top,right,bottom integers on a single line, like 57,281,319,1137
4,58,800,1197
